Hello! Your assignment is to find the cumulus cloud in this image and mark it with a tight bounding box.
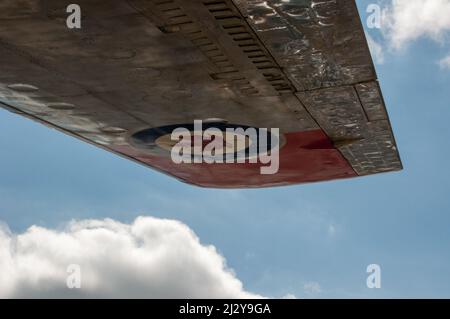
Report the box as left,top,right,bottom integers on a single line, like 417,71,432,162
381,0,450,50
367,1,450,68
0,216,262,299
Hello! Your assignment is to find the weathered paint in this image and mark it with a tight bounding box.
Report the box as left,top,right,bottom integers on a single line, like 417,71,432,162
111,129,357,188
0,0,401,188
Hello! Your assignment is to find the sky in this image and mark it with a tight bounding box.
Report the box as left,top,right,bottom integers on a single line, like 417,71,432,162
1,0,450,298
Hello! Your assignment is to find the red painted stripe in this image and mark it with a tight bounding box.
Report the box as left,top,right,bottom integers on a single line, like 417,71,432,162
111,129,356,188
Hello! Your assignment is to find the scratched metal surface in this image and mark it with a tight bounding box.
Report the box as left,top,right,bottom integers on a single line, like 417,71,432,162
0,0,402,187
236,0,402,175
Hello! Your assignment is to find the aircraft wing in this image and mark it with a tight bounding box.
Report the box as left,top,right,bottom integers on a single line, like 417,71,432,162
0,0,402,188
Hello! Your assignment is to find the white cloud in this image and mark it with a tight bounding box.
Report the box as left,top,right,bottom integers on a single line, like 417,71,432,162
0,216,262,299
381,0,450,50
439,55,450,69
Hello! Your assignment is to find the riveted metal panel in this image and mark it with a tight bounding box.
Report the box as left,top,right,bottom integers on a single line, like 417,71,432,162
0,0,402,187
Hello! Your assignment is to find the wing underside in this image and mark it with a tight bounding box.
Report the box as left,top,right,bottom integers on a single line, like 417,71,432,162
0,0,402,188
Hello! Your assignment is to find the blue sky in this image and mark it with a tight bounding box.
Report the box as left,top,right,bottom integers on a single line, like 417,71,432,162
1,0,450,298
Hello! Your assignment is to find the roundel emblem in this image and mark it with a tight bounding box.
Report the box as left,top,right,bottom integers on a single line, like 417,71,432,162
129,122,282,160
